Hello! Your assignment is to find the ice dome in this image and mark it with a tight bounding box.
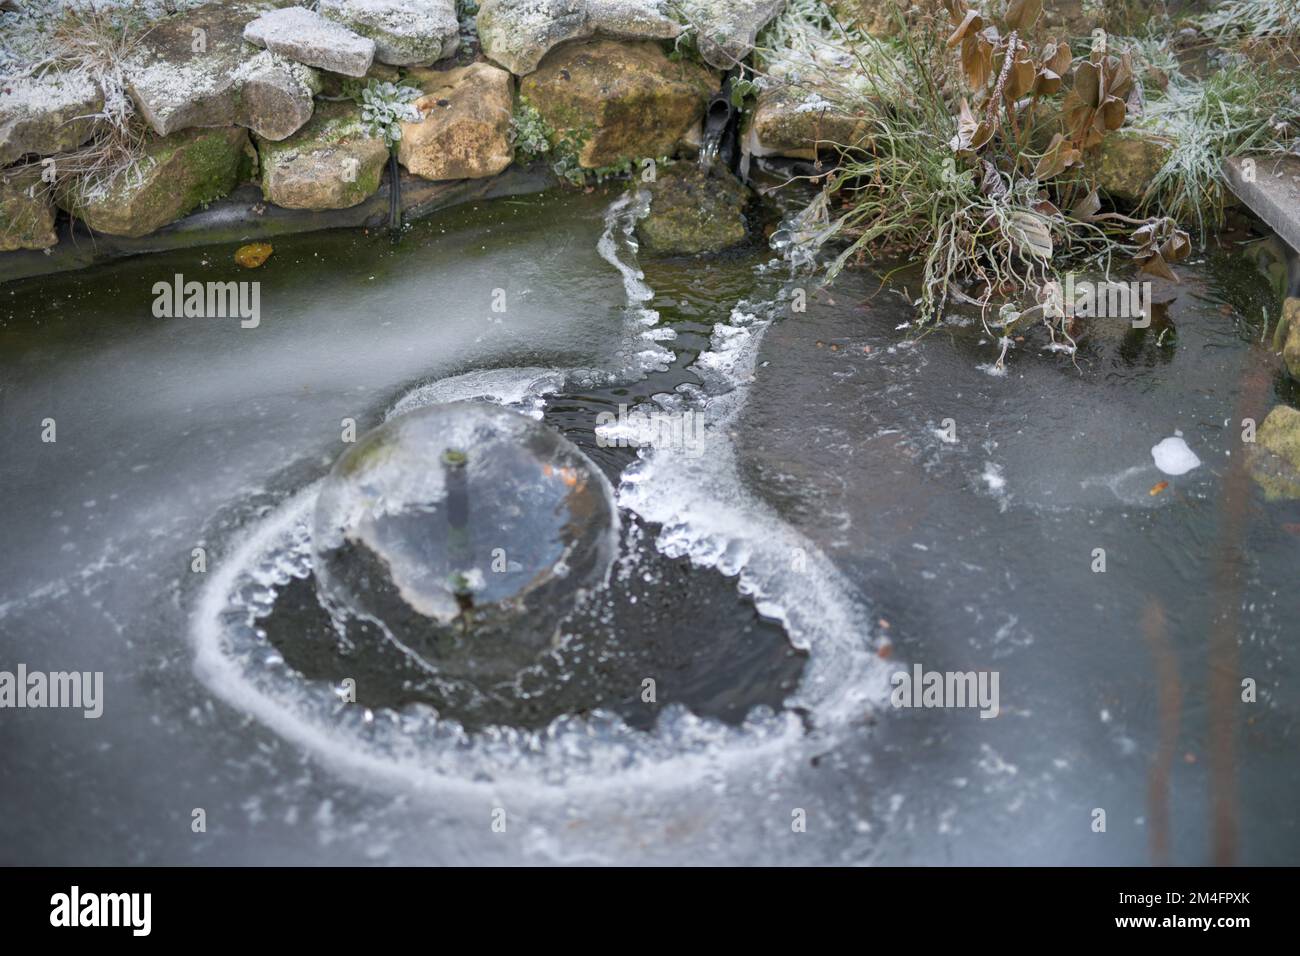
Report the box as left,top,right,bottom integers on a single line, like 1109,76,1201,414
311,403,619,679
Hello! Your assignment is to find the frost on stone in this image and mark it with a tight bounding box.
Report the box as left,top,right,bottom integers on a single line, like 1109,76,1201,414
123,2,320,139
318,0,459,67
243,5,377,78
742,36,895,159
677,0,786,70
476,0,681,76
312,403,619,681
0,71,103,165
236,50,323,142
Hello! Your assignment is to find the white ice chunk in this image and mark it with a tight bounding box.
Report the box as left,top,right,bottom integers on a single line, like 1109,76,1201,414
1151,435,1201,476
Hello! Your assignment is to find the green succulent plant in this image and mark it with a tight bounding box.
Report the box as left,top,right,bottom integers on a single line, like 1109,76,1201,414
358,80,423,149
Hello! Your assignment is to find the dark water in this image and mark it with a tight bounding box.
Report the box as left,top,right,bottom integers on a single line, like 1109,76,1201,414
261,512,805,733
1,184,1297,864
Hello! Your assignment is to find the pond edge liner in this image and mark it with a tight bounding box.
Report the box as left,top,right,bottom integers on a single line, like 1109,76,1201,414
0,163,560,286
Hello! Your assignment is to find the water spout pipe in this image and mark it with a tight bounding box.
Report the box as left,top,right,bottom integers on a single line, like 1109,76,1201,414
442,448,473,613
388,151,402,238
700,83,740,171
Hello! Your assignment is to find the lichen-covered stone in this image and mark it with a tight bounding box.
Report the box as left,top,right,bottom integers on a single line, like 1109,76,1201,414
238,51,323,141
124,1,321,140
745,86,870,159
57,126,248,237
398,63,514,181
0,72,103,165
635,163,750,256
244,5,377,77
1249,404,1300,500
743,44,882,159
1093,130,1174,205
319,0,459,67
0,168,58,252
521,40,717,169
257,101,388,209
477,0,681,76
1282,297,1300,381
679,0,786,70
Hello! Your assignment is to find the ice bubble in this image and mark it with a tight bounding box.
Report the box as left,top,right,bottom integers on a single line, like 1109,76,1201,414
312,403,619,680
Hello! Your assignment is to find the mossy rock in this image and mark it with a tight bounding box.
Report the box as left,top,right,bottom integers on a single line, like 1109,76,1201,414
57,127,248,238
1092,130,1174,206
257,100,388,209
741,40,887,160
635,163,750,256
0,168,58,252
1282,297,1300,381
1243,235,1294,304
1249,404,1300,500
520,40,717,170
318,62,402,99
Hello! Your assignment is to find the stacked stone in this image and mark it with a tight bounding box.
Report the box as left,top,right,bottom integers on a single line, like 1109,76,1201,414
2,0,798,252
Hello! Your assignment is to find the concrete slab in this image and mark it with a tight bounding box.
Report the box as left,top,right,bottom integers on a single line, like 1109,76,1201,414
1225,154,1300,255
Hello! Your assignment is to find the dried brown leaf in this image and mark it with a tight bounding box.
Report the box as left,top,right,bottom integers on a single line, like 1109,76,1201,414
1006,53,1037,100
1034,67,1063,96
1043,40,1072,77
1071,187,1102,221
1074,60,1100,107
1140,253,1178,281
947,9,983,46
1034,132,1081,179
1009,209,1054,260
1004,0,1043,32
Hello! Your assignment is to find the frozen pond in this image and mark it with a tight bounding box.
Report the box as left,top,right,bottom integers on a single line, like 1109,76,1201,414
1,187,1297,864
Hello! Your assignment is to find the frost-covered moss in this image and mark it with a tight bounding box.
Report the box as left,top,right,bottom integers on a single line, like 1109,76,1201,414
56,125,247,237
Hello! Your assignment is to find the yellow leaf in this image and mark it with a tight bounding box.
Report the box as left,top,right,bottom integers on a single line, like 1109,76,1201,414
235,242,273,269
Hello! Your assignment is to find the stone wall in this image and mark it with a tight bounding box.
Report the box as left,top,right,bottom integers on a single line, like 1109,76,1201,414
2,0,775,256
0,0,1254,267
